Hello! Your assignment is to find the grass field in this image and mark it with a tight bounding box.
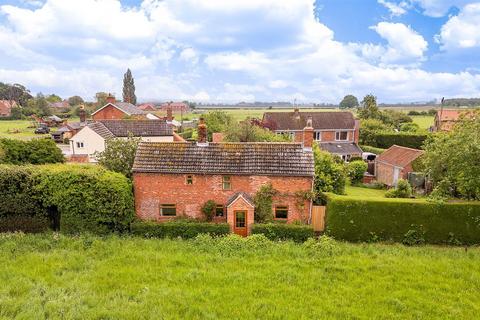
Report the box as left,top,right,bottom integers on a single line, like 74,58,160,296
0,233,479,319
411,115,434,130
0,119,50,140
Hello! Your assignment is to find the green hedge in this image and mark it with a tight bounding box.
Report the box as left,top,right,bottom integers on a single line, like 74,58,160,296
326,195,480,245
0,164,134,234
359,145,385,155
361,132,429,149
251,223,315,242
131,220,230,239
0,138,64,164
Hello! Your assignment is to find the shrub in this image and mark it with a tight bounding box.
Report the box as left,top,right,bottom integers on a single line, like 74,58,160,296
254,183,277,222
360,145,385,155
251,223,315,242
347,160,368,184
326,194,480,245
313,145,346,195
0,164,134,234
385,179,413,198
0,138,64,164
201,200,216,222
362,132,428,149
131,220,230,239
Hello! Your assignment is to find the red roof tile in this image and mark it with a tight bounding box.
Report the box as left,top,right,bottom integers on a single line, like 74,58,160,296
376,145,424,168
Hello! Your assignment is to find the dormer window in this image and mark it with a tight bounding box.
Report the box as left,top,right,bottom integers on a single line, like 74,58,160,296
335,131,348,141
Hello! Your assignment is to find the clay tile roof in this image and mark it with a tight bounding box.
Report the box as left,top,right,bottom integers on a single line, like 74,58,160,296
320,142,363,155
376,145,424,168
437,109,475,121
0,100,17,116
97,120,173,137
226,192,254,207
263,111,355,130
133,142,315,177
87,122,115,139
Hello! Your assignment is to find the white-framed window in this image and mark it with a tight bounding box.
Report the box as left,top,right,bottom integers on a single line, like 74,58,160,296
335,131,348,141
277,131,294,139
160,204,176,216
314,131,321,141
76,142,85,148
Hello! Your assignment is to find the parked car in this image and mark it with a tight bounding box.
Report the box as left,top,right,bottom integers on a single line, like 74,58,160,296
35,125,50,134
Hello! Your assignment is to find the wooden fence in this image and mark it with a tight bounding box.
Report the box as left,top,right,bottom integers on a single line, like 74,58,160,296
311,206,326,232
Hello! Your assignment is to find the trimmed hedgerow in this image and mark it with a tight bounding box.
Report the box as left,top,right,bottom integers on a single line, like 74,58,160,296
361,132,429,149
0,138,64,164
326,194,480,245
131,220,230,239
0,164,134,234
251,223,315,242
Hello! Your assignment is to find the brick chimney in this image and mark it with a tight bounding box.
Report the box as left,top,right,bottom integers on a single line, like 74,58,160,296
106,94,115,104
302,116,313,150
79,105,86,123
197,117,207,144
354,119,360,144
166,107,173,121
212,132,224,143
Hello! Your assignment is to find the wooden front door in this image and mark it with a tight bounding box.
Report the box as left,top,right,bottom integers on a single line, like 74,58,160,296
233,210,248,237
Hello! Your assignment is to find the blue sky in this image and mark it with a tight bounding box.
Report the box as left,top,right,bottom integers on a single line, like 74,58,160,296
0,0,479,103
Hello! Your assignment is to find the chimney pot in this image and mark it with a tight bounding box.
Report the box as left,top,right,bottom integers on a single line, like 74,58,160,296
167,108,173,121
106,94,115,104
302,115,314,150
197,117,207,143
79,105,86,123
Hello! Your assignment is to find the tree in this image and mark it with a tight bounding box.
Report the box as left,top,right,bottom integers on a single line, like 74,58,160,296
313,144,346,195
358,119,391,146
347,160,368,184
45,94,62,103
34,93,52,117
339,95,359,109
203,110,233,139
68,95,84,106
224,119,290,142
254,183,277,222
422,111,480,200
0,82,33,106
95,92,109,107
96,135,141,178
358,94,381,120
122,68,137,105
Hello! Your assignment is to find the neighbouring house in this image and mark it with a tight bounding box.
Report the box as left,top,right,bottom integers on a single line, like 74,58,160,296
138,103,157,111
92,95,147,120
49,100,69,110
431,109,476,132
132,118,315,236
262,109,362,160
0,100,17,117
375,145,424,187
160,101,190,113
70,119,174,162
51,106,89,142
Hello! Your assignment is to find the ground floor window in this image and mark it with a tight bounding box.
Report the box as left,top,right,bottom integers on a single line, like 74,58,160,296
275,206,288,219
160,204,176,216
215,205,224,217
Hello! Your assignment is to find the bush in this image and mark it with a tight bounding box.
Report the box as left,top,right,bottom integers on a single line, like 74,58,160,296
313,145,346,194
347,160,368,184
131,220,230,239
385,179,413,198
326,194,480,245
251,223,315,242
0,164,134,234
201,200,216,222
362,132,428,149
254,183,276,222
0,138,64,164
360,145,385,155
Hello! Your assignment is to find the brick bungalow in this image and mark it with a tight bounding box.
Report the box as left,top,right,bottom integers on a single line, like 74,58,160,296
132,118,315,236
263,109,362,160
92,95,159,120
375,145,424,187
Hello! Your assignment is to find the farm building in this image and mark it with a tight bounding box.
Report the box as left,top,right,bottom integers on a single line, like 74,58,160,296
92,95,158,120
375,145,424,187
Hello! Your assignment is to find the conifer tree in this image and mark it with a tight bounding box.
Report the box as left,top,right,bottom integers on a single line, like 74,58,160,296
122,68,137,104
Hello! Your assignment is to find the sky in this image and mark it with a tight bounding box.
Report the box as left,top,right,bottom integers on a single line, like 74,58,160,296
0,0,479,103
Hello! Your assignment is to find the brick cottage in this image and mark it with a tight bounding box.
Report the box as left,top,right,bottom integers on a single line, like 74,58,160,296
132,118,315,236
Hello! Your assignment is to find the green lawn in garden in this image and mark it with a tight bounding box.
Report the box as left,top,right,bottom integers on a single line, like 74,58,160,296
345,185,387,198
0,233,479,319
0,119,50,140
411,115,434,130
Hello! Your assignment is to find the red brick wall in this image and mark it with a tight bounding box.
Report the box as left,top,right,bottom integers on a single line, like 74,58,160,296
93,104,126,120
133,173,313,223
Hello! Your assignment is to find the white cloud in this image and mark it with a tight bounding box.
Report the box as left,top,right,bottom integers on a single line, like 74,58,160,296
409,0,471,17
378,0,408,16
435,3,480,49
179,48,198,64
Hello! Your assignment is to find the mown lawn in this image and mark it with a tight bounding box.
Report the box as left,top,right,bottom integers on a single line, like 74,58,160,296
411,115,434,130
1,233,479,319
0,119,49,140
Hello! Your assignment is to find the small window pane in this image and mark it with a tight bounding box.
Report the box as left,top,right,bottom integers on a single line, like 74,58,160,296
275,206,288,219
235,211,246,227
336,131,348,141
314,131,321,141
215,205,224,217
222,176,231,190
161,204,176,216
186,175,193,185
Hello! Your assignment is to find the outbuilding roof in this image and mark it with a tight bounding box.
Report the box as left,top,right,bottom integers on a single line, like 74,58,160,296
91,102,145,116
376,145,424,168
133,142,315,177
320,142,363,155
98,120,172,137
263,111,355,131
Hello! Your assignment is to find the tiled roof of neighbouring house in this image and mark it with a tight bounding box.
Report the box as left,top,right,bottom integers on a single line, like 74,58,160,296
377,145,424,168
226,192,254,207
133,142,315,177
92,102,146,116
263,111,355,130
319,142,363,155
87,122,115,139
96,120,173,137
436,109,476,122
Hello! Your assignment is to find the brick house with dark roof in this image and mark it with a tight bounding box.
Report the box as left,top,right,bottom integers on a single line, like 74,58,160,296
132,118,315,236
263,109,362,160
92,95,152,120
375,145,424,187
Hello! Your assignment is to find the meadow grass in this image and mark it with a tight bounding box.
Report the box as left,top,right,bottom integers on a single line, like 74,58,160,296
0,119,49,140
0,233,479,319
411,115,434,130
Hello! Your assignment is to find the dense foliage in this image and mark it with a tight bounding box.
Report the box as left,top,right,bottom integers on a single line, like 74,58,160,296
326,194,480,245
347,160,368,184
224,119,290,142
0,82,32,106
0,165,134,234
251,223,315,242
131,220,230,239
360,131,428,149
122,68,137,105
385,179,413,198
253,183,277,222
203,110,233,139
339,94,359,109
201,200,217,222
0,138,64,164
359,145,385,154
423,112,480,200
96,135,140,178
313,144,346,194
